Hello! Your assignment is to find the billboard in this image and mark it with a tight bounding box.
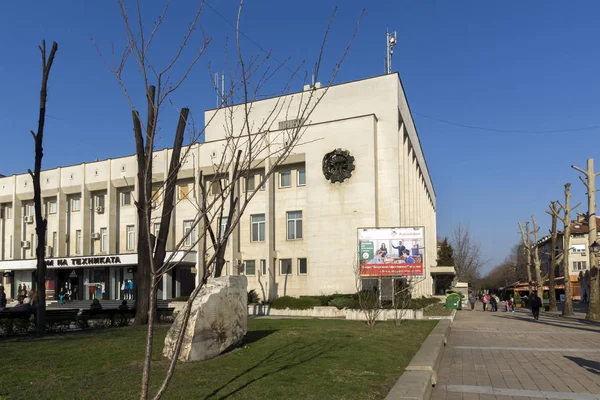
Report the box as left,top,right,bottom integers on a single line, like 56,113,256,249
358,227,424,276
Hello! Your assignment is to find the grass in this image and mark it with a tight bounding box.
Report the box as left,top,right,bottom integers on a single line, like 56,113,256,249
422,303,454,316
0,318,436,400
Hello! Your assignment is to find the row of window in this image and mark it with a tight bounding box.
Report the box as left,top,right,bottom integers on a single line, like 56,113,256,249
250,211,303,242
240,258,308,276
573,261,587,271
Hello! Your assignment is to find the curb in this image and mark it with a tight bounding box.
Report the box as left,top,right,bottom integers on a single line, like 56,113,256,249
385,315,453,400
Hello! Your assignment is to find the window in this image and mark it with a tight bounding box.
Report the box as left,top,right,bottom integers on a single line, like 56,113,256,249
211,178,228,195
28,204,35,216
179,184,190,200
184,220,196,246
151,189,160,208
220,217,228,240
126,225,135,251
280,259,292,275
96,195,105,208
9,235,12,258
244,260,256,276
6,205,12,219
75,230,82,255
251,214,265,242
122,192,132,206
100,228,108,252
573,261,587,271
261,259,267,276
72,198,80,212
286,211,303,240
52,232,57,254
298,258,307,275
572,244,586,253
48,200,57,214
297,169,306,186
279,171,291,188
245,175,255,192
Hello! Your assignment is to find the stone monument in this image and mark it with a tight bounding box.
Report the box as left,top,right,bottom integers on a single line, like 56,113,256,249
163,275,248,362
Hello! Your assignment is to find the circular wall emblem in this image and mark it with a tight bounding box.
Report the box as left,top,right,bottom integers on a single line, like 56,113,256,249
322,149,355,183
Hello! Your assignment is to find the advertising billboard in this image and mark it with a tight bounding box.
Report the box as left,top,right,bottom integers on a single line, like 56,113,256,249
358,227,424,276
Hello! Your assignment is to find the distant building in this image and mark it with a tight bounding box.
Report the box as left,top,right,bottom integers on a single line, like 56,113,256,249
0,73,437,301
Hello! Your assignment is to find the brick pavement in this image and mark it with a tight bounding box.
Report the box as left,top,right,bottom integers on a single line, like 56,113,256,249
431,305,600,400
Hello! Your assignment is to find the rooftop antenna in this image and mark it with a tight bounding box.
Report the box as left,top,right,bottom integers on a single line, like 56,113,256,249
385,30,397,74
221,72,225,106
214,72,219,107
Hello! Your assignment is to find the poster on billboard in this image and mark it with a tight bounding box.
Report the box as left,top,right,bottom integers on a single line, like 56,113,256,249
358,227,425,276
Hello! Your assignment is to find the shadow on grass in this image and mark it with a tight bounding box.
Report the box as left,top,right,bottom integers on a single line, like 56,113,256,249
203,339,346,400
241,330,276,346
564,356,600,375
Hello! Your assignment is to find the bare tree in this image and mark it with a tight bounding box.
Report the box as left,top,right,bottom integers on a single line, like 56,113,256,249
572,159,600,321
354,261,382,327
545,201,562,312
450,224,484,283
518,221,533,296
530,216,543,299
28,40,58,337
96,1,362,398
549,183,580,316
392,266,424,325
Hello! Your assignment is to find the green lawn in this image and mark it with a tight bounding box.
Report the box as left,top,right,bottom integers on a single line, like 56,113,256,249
0,318,436,400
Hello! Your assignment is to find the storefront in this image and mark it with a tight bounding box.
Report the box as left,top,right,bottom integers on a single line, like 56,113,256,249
0,251,197,301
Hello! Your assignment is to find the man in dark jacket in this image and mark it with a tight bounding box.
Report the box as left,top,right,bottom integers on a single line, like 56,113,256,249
0,285,7,309
531,292,542,320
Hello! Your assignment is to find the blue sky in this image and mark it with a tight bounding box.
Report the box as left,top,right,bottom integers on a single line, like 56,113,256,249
1,1,599,273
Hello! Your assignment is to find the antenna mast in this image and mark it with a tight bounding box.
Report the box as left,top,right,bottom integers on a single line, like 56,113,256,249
385,30,397,74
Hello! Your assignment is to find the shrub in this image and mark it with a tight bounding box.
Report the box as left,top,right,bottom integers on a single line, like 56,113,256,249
271,296,321,310
329,296,360,310
247,290,259,304
172,296,190,302
300,295,331,306
410,296,440,310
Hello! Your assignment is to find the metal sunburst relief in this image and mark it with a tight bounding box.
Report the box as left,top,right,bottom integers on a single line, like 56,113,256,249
322,149,355,183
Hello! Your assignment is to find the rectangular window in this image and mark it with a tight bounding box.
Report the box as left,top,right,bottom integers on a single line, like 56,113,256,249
573,261,587,271
286,211,303,240
30,233,34,257
126,225,135,251
122,192,132,206
244,260,256,276
260,259,266,276
245,175,255,192
154,222,161,238
72,198,80,212
220,217,228,240
280,259,292,275
178,184,190,200
48,201,57,214
251,214,265,242
572,244,586,253
298,258,307,275
297,169,306,186
6,205,12,219
28,204,35,216
211,178,228,195
184,220,196,246
96,195,105,208
100,227,107,252
75,230,82,255
279,171,291,188
52,232,57,254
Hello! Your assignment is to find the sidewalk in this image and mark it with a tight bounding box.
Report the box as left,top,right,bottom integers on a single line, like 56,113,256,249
431,306,600,400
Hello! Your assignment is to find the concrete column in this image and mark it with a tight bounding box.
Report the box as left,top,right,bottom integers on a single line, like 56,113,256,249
265,157,277,300
57,189,67,257
107,161,118,254
11,178,22,260
81,170,91,255
397,123,406,226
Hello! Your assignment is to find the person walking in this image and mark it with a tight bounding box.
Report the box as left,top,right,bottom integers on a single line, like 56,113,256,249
469,294,476,311
531,292,542,320
0,286,7,310
490,294,498,312
482,294,488,311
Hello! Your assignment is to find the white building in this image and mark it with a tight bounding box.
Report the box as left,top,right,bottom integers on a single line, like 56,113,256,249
0,73,437,301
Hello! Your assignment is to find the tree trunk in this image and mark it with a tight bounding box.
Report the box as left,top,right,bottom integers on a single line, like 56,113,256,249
548,202,558,311
562,184,575,316
583,159,599,321
29,41,58,337
518,222,533,296
531,216,543,299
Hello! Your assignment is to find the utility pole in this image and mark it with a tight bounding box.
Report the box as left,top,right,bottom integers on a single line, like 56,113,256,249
385,31,397,74
572,158,600,321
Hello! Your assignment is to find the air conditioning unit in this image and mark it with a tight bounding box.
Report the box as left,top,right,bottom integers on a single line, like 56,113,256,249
24,215,34,224
96,206,104,214
46,246,53,257
21,240,30,249
91,232,101,240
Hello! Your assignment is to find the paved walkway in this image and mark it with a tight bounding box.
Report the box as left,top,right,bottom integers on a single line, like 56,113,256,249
431,305,600,400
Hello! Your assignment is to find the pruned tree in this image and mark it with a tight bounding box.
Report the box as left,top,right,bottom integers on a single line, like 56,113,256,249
28,40,58,337
450,224,484,283
530,216,543,299
518,221,533,296
572,158,600,321
545,201,562,312
96,1,362,398
549,183,580,316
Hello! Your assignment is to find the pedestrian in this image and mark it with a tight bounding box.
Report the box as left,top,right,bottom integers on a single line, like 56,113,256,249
490,294,498,312
470,294,476,311
118,300,129,311
531,292,542,320
0,286,6,310
510,295,515,312
483,294,488,311
90,298,102,311
59,287,65,305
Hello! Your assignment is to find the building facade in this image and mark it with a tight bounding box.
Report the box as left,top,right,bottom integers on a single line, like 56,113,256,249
0,73,437,301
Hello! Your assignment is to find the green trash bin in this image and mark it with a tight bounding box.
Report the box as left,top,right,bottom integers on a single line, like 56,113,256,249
445,293,462,310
